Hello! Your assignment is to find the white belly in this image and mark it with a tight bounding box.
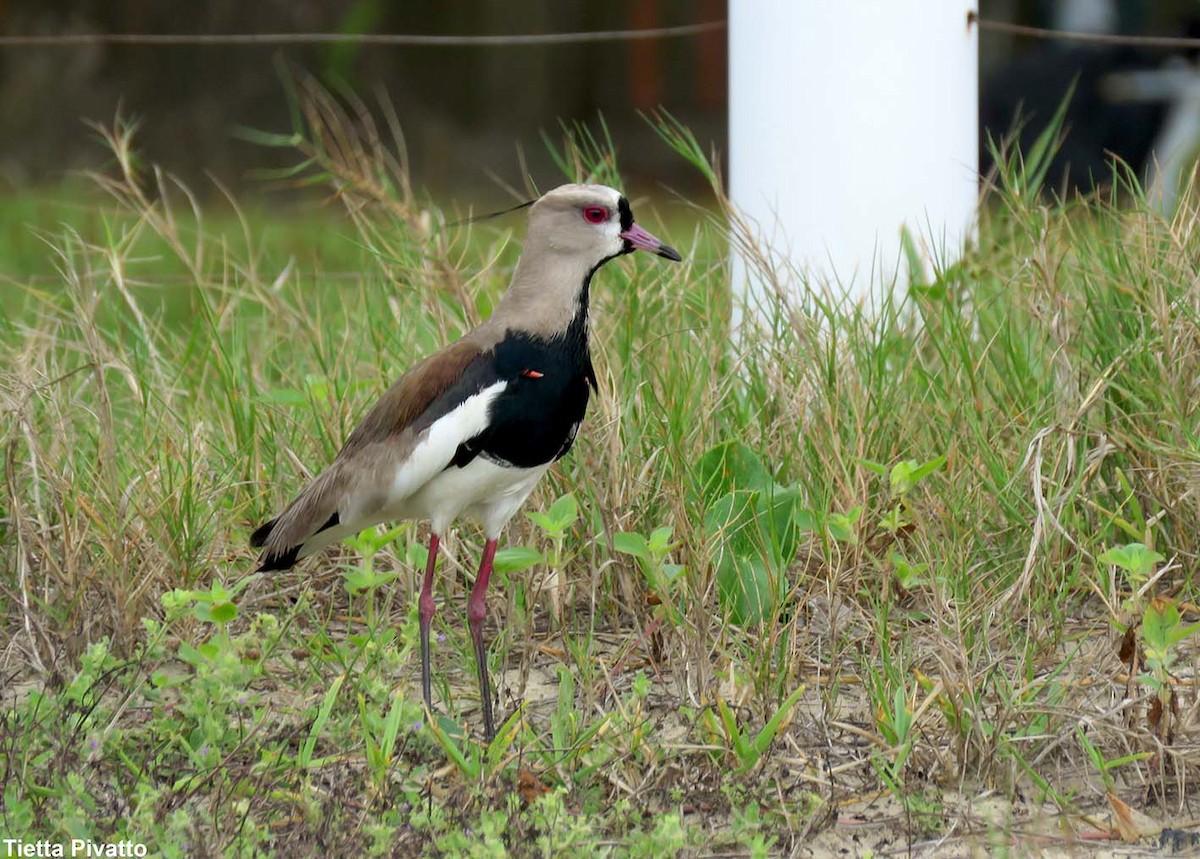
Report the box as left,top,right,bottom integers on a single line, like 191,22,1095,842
398,458,550,537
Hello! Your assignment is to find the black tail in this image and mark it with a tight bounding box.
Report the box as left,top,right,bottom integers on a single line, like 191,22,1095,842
250,511,341,572
257,544,301,573
250,517,277,548
250,516,299,572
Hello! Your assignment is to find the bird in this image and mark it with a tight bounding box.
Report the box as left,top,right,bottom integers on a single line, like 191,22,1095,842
250,183,681,740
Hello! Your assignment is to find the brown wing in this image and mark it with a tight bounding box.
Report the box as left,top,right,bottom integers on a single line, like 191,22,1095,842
252,334,490,569
341,336,487,452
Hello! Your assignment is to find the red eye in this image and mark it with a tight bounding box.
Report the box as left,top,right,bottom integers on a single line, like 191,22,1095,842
582,206,608,224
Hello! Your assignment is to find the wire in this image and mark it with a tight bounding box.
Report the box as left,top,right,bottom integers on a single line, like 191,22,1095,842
3,17,1197,52
970,11,1200,51
0,21,725,48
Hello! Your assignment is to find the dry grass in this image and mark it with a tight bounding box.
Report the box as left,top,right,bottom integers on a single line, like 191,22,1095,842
4,94,1200,855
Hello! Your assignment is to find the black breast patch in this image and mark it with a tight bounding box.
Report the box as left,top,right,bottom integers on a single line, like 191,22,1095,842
450,320,593,470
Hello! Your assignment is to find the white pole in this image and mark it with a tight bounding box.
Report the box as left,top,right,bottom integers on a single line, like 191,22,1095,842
729,1,979,312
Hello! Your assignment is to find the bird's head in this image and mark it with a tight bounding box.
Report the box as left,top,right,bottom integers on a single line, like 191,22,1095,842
493,183,681,334
527,184,682,269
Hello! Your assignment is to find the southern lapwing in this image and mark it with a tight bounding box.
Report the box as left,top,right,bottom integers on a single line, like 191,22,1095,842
251,184,681,740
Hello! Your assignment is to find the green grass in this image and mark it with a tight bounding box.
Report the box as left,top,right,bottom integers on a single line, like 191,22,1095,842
4,96,1200,855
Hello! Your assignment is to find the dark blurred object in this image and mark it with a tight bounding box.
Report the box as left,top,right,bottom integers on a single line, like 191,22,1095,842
980,44,1167,192
978,0,1200,194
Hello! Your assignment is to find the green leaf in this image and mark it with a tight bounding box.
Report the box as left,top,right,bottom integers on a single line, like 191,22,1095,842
755,484,803,571
890,552,927,589
344,568,370,595
715,698,749,759
1098,543,1163,579
492,546,543,574
704,491,759,556
647,526,675,554
661,563,685,583
244,157,323,183
857,458,888,477
545,493,579,529
889,461,915,496
827,506,862,544
715,553,776,627
1023,80,1076,198
1168,621,1200,648
553,665,576,751
427,718,478,777
1076,726,1107,774
356,524,405,554
344,567,397,595
751,684,806,761
358,694,381,771
706,490,784,625
612,532,650,559
696,441,774,507
160,588,198,616
907,455,947,485
406,540,429,570
900,225,930,289
300,673,345,768
889,455,946,497
527,495,578,534
380,691,407,766
880,505,908,534
1142,601,1179,651
209,601,237,625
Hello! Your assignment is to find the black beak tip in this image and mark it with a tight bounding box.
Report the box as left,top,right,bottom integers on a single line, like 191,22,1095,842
656,244,683,262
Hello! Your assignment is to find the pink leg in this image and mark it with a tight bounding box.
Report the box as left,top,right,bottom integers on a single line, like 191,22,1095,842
419,533,441,719
467,538,498,740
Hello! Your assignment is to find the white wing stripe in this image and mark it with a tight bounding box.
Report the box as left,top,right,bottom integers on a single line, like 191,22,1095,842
390,380,507,503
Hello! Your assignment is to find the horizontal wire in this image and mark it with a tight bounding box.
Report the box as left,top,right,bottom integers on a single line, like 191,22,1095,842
2,17,1195,52
971,12,1200,50
0,21,725,48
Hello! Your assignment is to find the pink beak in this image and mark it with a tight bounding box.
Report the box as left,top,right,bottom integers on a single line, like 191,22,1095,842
620,223,682,261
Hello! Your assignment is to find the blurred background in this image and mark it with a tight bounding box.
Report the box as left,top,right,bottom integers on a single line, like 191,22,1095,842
1,0,1200,202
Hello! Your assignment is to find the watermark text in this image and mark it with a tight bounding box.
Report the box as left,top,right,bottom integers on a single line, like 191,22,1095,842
3,840,148,858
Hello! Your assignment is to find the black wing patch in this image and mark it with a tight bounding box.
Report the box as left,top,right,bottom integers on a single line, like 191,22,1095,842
450,439,482,469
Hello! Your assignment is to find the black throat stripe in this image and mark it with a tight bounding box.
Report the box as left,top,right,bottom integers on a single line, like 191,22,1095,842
617,196,633,232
